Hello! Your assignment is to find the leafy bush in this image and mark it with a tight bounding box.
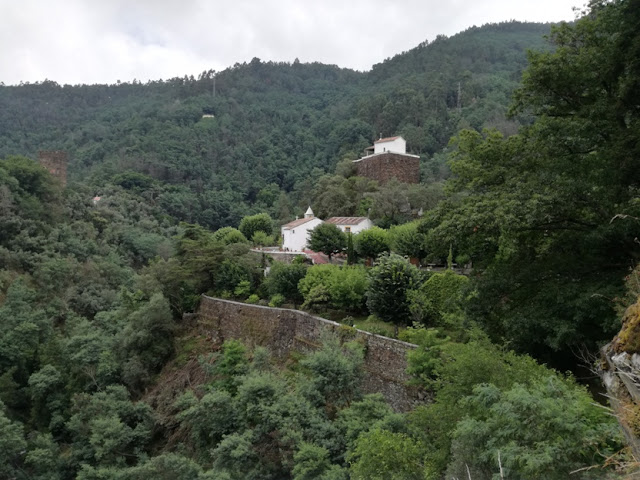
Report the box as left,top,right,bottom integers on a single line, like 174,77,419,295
246,294,260,304
269,294,285,307
408,270,470,327
366,253,421,327
299,265,368,313
264,261,307,304
308,223,346,260
213,227,249,245
353,227,390,261
233,280,252,298
239,213,273,240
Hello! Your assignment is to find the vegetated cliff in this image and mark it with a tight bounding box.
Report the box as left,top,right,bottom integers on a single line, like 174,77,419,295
601,299,640,459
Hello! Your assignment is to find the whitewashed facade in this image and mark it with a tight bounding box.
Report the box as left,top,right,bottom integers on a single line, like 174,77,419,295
374,136,406,154
281,207,323,252
325,217,374,235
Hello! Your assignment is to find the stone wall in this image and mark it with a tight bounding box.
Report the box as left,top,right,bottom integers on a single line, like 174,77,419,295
354,152,420,184
38,150,67,186
197,296,422,412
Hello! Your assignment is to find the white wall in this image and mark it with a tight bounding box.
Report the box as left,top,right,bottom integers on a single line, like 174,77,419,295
374,137,406,154
281,218,323,251
334,218,374,235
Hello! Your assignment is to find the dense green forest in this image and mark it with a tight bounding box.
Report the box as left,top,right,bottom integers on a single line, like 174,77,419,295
1,1,640,477
0,21,549,230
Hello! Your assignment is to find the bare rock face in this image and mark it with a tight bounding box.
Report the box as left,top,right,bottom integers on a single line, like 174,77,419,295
601,299,640,460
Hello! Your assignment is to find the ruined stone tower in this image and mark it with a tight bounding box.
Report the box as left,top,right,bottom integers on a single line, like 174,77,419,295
38,150,67,186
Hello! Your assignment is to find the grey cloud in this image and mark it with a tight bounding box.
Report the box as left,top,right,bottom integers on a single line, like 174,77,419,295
0,0,578,85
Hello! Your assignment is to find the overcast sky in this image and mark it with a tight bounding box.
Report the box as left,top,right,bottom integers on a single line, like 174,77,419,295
0,0,582,86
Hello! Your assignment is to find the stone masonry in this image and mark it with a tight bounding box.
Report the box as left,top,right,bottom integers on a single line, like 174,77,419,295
197,296,423,412
38,150,68,186
354,152,420,184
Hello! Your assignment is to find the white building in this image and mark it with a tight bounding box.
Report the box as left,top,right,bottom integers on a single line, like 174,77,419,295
324,217,374,235
373,136,406,154
281,207,323,252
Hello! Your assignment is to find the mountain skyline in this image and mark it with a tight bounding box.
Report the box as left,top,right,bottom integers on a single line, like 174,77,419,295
2,0,580,86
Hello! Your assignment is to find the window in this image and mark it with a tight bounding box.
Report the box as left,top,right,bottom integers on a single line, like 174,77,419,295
345,226,351,233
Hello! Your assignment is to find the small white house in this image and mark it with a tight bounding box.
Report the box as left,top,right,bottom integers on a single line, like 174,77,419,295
324,217,373,235
373,136,406,154
281,207,323,252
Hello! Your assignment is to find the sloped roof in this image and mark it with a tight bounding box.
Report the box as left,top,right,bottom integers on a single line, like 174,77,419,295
282,217,317,229
325,217,369,226
374,136,401,144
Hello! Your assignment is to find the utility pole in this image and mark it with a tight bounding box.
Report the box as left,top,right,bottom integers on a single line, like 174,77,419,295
212,74,216,98
457,81,462,113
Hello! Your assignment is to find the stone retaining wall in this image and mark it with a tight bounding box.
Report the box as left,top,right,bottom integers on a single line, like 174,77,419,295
197,296,422,411
354,152,420,184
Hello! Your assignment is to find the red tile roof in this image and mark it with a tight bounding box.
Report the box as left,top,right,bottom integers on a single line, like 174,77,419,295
282,217,316,229
374,136,400,144
325,217,368,226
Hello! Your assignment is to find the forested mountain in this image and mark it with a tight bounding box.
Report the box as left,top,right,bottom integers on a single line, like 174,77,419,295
0,21,550,229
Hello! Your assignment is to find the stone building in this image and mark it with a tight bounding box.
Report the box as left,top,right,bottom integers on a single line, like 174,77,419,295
353,136,420,184
38,150,68,186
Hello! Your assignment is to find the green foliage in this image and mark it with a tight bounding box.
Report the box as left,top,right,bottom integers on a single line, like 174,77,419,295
336,394,394,449
366,253,421,326
176,389,237,454
66,385,154,468
408,270,470,327
0,400,26,478
213,226,248,245
353,226,390,261
447,378,622,479
308,223,347,260
301,284,331,312
233,280,252,298
389,221,427,259
269,293,285,307
346,232,355,265
422,0,640,364
214,257,253,294
126,453,205,480
116,292,175,392
251,230,275,247
404,328,604,477
209,339,249,394
293,443,348,480
264,261,307,304
348,428,425,480
400,326,449,388
239,213,273,241
299,264,369,313
299,336,364,412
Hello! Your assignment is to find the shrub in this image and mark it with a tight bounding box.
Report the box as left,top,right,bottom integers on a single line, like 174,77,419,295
299,265,368,313
269,294,285,307
239,213,273,240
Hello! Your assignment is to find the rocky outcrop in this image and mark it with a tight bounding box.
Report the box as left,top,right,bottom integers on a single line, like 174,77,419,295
601,299,640,459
